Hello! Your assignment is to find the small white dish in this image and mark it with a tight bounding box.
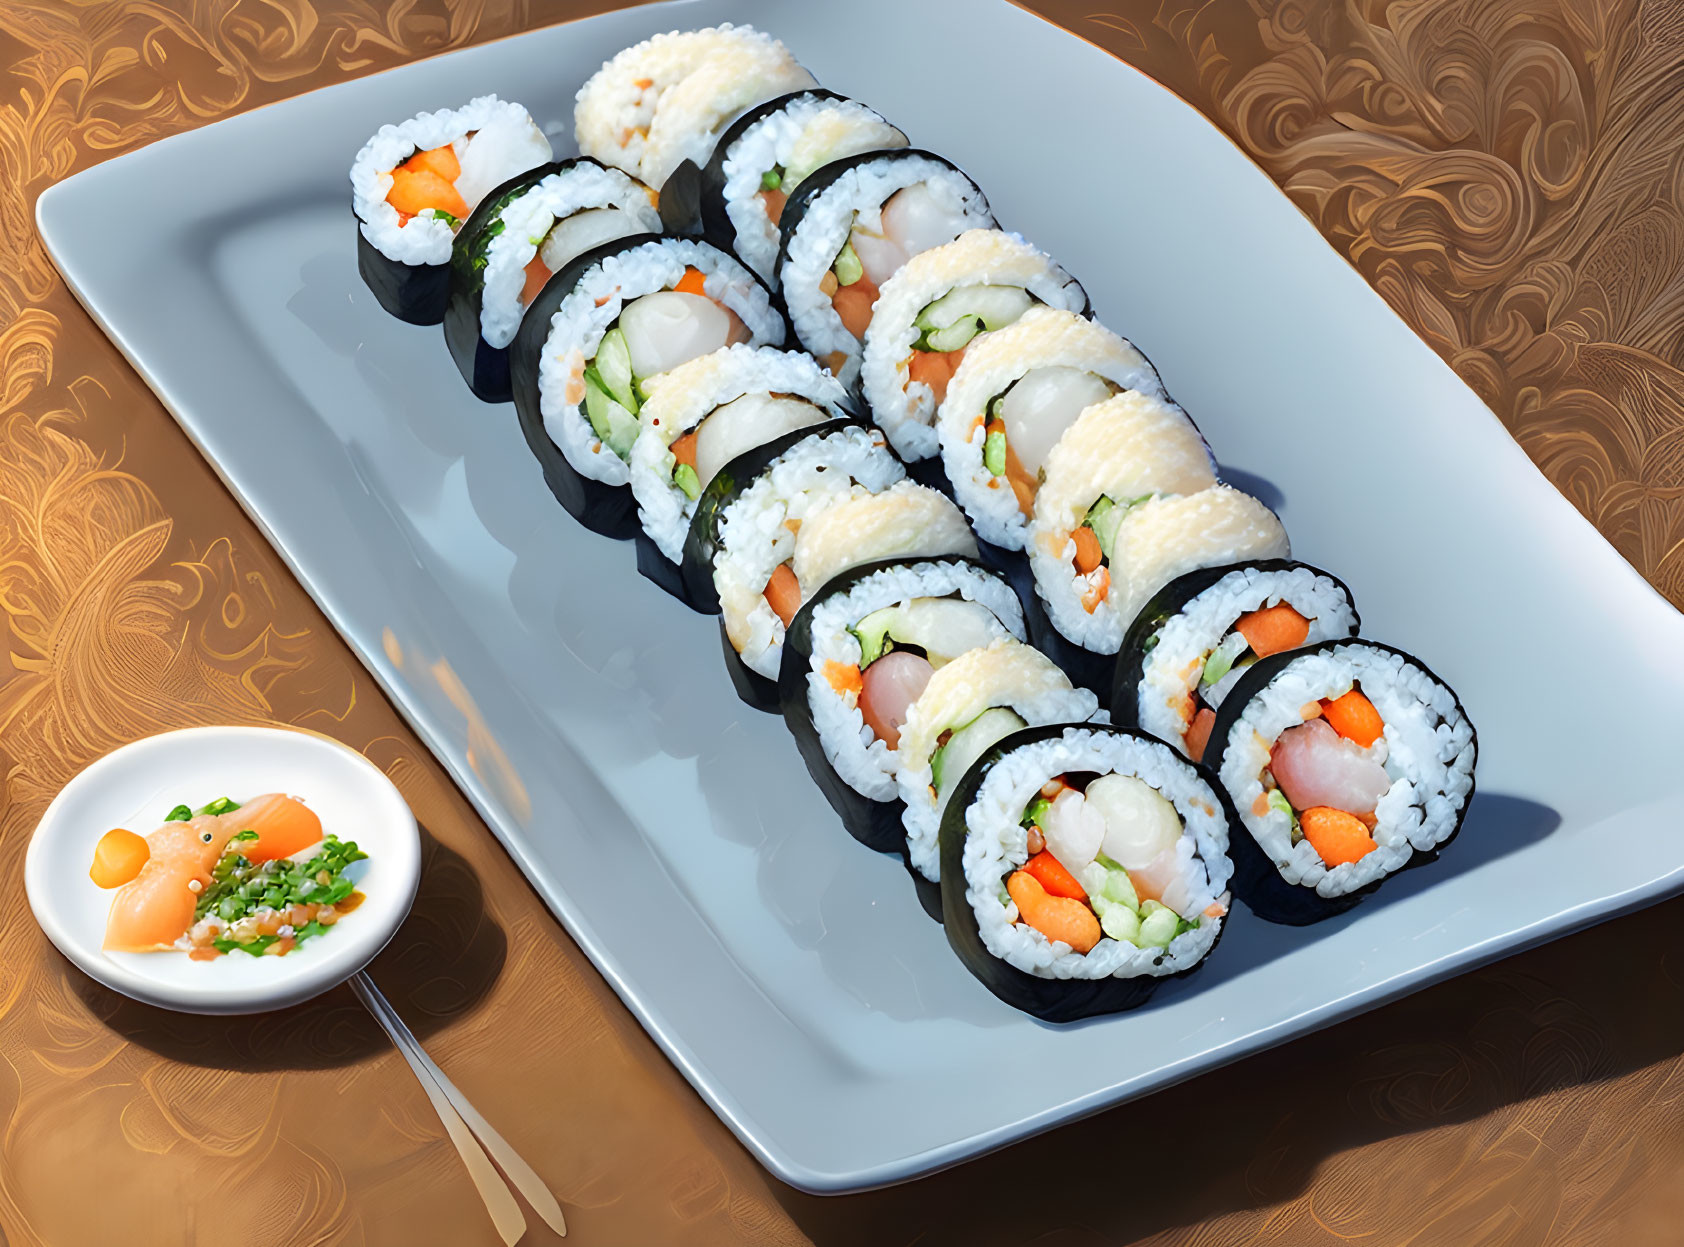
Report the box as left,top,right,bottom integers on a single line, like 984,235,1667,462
25,726,420,1015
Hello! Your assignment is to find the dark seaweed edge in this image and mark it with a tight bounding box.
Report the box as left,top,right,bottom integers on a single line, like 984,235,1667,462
356,223,449,325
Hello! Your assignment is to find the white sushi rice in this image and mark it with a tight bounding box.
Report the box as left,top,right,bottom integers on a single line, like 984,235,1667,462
861,230,1087,460
1137,565,1359,753
1216,642,1476,898
936,308,1165,549
1103,486,1291,634
536,239,785,486
1027,392,1218,654
781,154,994,387
897,639,1101,881
962,727,1230,979
793,480,978,598
715,425,905,678
720,94,907,283
631,346,847,562
353,96,551,265
574,24,815,189
805,561,1026,802
477,162,660,348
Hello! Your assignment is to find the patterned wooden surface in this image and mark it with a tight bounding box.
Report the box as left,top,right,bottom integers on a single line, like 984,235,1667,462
0,2,1679,1244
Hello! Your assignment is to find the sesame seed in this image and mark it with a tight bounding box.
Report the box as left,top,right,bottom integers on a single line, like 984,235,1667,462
187,879,202,893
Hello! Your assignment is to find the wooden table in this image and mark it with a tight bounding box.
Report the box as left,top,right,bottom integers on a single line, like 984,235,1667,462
2,2,1680,1242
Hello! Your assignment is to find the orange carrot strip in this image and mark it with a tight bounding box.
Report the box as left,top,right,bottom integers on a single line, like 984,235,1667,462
402,144,460,182
670,430,699,471
1072,526,1103,575
521,254,552,306
387,168,468,220
1007,872,1101,954
1322,688,1384,748
1234,602,1311,658
765,563,802,627
823,659,863,698
831,278,878,341
1080,566,1110,614
1023,851,1087,901
1185,706,1217,762
674,266,708,296
1300,806,1378,866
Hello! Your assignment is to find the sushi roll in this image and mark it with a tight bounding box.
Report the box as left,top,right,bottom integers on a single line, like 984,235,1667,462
936,307,1165,550
1113,561,1360,762
659,90,908,284
779,555,1027,852
682,419,906,708
941,724,1234,1021
574,24,816,191
1204,639,1477,924
777,149,995,387
509,234,785,538
352,96,553,324
444,158,660,402
630,345,848,607
1024,393,1259,697
862,230,1089,460
897,637,1100,884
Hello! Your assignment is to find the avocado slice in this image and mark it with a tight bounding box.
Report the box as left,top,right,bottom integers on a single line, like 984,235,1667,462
852,598,1006,668
583,372,639,460
932,706,1027,796
914,284,1033,337
594,327,639,413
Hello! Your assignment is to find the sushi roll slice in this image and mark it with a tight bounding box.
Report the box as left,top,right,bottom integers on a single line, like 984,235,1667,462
777,150,995,387
779,555,1027,852
682,419,906,708
444,158,660,402
1204,639,1477,924
574,24,816,191
1113,560,1360,762
1023,392,1236,696
936,307,1165,550
630,345,848,607
352,96,553,325
897,637,1100,884
862,230,1088,461
509,234,785,538
659,90,909,284
941,723,1234,1021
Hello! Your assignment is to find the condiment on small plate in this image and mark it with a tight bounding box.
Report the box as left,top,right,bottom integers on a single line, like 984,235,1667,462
25,726,420,1015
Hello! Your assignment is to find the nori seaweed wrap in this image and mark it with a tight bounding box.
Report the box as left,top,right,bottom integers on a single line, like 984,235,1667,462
940,722,1234,1022
1204,638,1477,925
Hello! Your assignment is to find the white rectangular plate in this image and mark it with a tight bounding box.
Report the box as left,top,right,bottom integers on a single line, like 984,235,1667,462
38,0,1684,1194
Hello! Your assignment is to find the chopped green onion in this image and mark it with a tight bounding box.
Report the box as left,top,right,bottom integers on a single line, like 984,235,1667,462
231,829,260,842
983,430,1007,476
673,463,701,500
165,804,191,823
1021,795,1051,828
423,207,462,228
197,797,240,817
760,168,783,192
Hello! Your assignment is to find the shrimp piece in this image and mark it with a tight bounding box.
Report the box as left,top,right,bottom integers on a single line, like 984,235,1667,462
1007,871,1100,954
103,809,241,952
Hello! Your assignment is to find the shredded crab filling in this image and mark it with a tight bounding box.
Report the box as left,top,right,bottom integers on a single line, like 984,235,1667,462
1001,771,1223,955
